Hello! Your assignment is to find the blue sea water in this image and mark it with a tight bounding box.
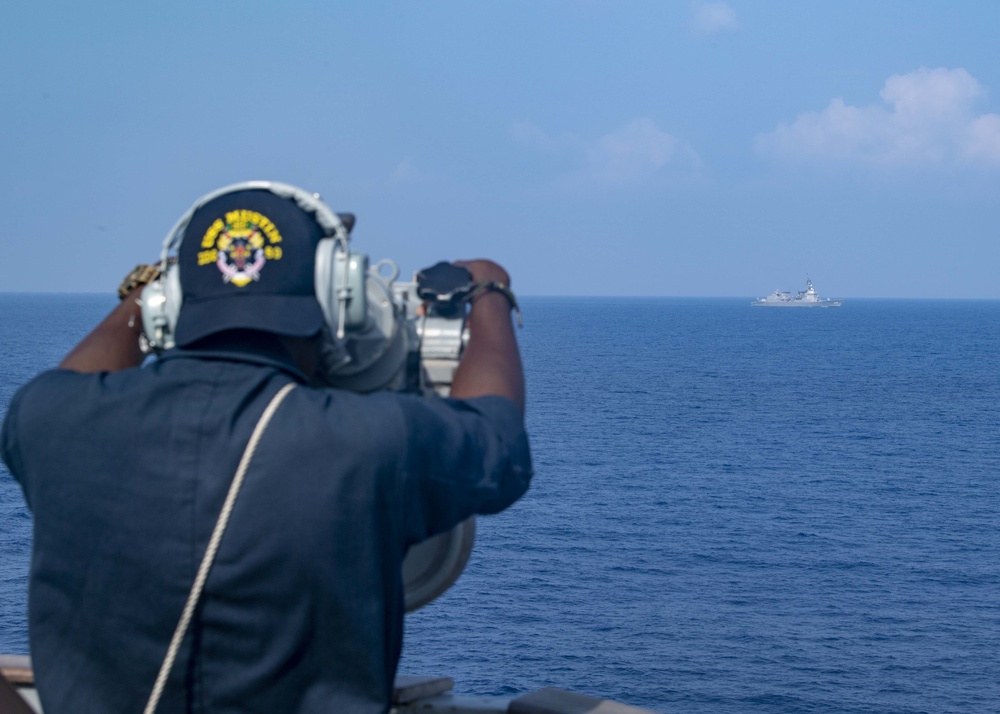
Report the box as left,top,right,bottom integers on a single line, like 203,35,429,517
2,294,999,713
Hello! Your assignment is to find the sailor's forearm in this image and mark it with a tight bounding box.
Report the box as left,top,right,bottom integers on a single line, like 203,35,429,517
450,273,525,415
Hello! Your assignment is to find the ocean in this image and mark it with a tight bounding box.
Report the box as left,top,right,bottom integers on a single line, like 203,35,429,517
2,294,999,713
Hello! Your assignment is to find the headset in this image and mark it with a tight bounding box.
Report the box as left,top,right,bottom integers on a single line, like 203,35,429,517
139,181,367,352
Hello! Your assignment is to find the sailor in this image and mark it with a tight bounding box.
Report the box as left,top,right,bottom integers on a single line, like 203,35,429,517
0,184,532,713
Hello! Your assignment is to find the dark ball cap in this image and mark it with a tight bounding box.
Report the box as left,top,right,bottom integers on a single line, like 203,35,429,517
174,188,327,347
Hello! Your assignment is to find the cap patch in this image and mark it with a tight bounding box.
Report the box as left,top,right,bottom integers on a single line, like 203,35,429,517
196,209,284,288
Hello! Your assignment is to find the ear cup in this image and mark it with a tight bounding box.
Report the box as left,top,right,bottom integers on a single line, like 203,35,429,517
314,238,369,337
164,262,182,337
314,238,337,329
139,263,182,351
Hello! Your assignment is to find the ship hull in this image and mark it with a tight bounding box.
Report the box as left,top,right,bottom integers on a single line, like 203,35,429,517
751,300,842,307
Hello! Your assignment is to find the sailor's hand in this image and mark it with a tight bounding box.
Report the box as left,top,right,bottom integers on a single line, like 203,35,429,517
452,259,511,288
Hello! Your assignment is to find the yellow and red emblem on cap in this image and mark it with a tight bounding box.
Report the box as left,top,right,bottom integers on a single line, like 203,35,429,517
196,209,285,288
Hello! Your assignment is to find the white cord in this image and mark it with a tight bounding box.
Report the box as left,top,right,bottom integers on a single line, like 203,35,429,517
143,382,297,714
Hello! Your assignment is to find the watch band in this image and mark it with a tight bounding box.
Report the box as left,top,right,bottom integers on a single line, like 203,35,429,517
117,263,162,301
469,280,523,327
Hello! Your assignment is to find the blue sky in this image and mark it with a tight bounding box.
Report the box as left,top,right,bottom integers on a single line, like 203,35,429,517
2,1,999,298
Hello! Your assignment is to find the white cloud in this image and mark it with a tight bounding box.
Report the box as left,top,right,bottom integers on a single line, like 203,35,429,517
587,119,681,181
756,67,1000,168
511,118,699,186
691,2,738,36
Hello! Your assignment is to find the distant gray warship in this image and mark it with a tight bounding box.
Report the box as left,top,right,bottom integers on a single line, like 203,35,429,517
752,278,843,307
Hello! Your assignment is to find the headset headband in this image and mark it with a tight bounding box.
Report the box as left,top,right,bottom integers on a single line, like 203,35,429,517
158,181,351,266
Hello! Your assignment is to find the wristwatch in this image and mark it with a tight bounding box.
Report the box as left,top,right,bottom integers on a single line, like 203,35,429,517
470,280,523,327
117,263,162,300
